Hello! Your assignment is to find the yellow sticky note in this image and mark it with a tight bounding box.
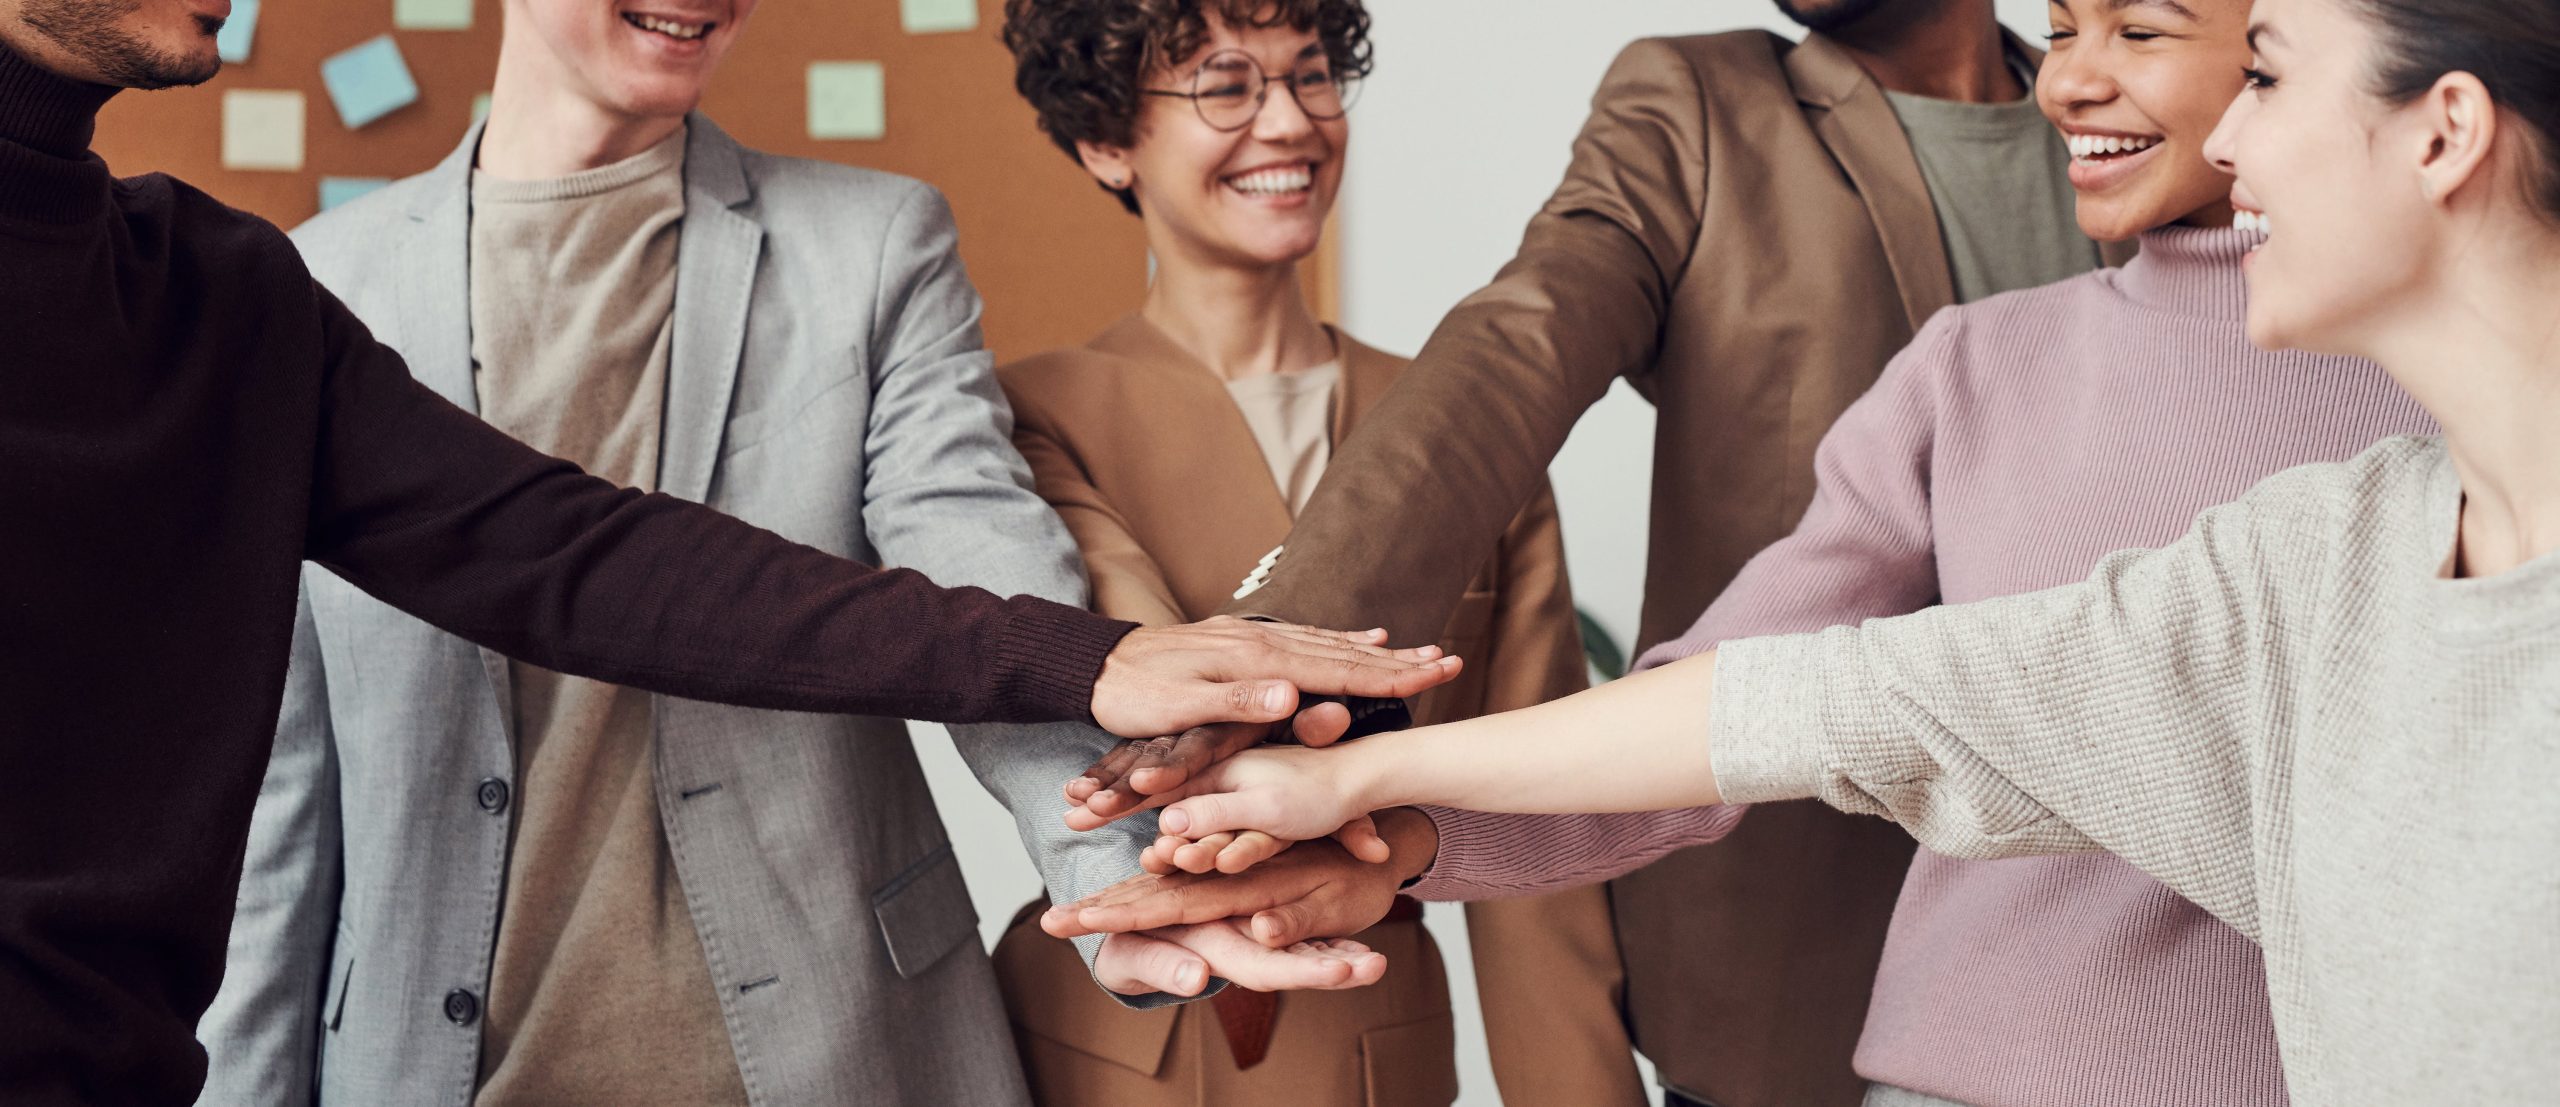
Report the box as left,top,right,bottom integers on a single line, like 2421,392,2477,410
394,0,473,29
900,0,977,34
222,89,305,171
807,62,886,141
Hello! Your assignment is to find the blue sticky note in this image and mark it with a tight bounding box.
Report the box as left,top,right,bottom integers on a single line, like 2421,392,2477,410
216,0,258,64
320,35,420,130
807,62,886,141
319,177,391,211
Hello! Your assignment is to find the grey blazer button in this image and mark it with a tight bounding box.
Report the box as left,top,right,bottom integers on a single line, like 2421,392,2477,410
443,989,480,1026
475,778,509,814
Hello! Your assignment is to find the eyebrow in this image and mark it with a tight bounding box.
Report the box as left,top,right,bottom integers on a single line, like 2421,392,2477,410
2246,21,2287,51
2107,0,2200,17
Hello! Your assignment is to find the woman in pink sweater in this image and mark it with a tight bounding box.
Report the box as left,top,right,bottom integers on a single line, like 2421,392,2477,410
1062,0,2432,1104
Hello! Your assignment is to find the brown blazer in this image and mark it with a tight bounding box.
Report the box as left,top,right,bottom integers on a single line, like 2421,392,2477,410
1223,30,2125,1107
992,315,1589,1105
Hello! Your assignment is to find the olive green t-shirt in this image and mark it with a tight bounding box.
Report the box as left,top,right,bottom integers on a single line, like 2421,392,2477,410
1886,71,2098,304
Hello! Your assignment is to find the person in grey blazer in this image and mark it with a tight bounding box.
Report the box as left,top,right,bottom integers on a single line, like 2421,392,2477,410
194,7,1394,1105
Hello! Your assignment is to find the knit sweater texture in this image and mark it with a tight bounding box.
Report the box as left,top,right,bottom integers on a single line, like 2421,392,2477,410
0,46,1128,1106
1712,435,2560,1105
1411,228,2432,1106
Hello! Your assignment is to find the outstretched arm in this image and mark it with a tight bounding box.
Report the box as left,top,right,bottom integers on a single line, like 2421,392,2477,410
1062,39,1720,812
296,282,1453,735
1126,460,2345,938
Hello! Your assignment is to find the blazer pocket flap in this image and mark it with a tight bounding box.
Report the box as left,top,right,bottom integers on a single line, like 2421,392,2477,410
324,946,356,1032
872,844,978,980
1362,1012,1458,1106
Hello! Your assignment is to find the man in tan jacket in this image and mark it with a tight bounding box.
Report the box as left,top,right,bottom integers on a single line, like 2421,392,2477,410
1054,1,2129,1104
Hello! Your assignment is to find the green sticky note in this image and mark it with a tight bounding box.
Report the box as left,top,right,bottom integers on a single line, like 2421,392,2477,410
900,0,977,34
319,176,391,211
394,0,472,29
471,92,492,124
221,89,305,171
807,62,886,141
215,0,258,64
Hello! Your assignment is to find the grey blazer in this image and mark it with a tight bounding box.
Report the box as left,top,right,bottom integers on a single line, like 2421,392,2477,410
197,117,1154,1107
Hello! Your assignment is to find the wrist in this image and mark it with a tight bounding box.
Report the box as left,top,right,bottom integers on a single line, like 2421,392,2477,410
1372,806,1439,885
1340,735,1411,815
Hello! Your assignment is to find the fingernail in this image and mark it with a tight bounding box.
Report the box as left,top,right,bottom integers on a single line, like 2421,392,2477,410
1183,965,1207,993
1260,684,1289,713
1162,809,1189,835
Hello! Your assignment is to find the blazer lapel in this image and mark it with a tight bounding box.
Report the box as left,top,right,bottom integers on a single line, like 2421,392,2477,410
397,120,517,733
1086,316,1298,612
1788,33,1955,331
397,121,483,413
659,115,763,503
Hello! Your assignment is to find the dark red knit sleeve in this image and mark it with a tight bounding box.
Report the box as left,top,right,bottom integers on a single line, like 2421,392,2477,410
296,286,1134,723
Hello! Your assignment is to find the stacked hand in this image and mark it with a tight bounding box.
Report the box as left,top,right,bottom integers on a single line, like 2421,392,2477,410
1059,809,1441,993
1090,917,1386,997
1086,617,1459,739
1074,618,1453,994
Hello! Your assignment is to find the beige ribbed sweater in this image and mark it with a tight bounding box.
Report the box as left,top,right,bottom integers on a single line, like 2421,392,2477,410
1713,435,2560,1106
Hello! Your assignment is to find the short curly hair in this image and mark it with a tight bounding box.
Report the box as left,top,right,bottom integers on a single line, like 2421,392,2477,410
1003,0,1375,214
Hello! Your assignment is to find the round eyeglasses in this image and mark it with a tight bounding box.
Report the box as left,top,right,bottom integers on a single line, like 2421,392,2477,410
1140,49,1360,132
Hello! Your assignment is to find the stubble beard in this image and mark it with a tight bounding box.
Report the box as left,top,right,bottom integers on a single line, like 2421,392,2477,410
19,0,220,89
1771,0,1898,35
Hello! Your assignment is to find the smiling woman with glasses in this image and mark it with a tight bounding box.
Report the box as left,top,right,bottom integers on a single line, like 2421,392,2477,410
987,1,1606,1105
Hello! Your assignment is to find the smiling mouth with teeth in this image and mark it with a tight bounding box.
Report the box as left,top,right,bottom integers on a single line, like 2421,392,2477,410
2232,209,2272,238
624,12,711,40
2066,133,2164,162
1224,165,1315,197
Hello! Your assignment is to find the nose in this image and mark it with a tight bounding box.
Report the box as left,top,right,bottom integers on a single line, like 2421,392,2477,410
2203,91,2250,175
1251,76,1317,142
2039,38,2118,111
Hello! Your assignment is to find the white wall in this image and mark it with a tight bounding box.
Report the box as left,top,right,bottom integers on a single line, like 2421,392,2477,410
917,2,2057,1103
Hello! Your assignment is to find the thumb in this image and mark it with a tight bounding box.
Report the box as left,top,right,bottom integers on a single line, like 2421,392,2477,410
1250,902,1318,948
1158,791,1258,839
1218,679,1299,725
1095,933,1210,997
1290,701,1354,748
1330,814,1390,864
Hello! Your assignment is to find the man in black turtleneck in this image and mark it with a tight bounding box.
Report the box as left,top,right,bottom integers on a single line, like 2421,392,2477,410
0,1,1458,1102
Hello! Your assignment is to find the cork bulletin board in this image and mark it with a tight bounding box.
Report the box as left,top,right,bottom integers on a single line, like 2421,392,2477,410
84,0,1349,363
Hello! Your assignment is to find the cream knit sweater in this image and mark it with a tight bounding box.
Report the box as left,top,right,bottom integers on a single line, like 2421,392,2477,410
1713,435,2560,1105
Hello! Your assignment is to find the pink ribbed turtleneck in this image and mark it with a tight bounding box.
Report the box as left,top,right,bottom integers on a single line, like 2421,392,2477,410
1412,227,2434,1107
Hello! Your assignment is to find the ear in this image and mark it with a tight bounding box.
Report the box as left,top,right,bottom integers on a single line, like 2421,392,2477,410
1076,139,1136,194
2414,71,2499,207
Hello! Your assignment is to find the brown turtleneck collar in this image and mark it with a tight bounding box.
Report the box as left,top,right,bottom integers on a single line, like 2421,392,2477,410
0,39,121,226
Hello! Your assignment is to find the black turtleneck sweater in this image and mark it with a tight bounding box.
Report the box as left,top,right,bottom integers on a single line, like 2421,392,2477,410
0,45,1133,1105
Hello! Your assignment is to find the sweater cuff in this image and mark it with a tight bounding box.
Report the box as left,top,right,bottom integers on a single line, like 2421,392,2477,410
1403,805,1536,900
1707,631,1855,805
989,596,1139,724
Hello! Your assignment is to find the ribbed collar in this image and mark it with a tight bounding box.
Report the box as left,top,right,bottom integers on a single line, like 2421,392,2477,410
2112,225,2256,322
0,40,120,227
